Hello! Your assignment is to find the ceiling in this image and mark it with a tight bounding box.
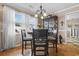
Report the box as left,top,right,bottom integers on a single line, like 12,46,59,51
2,3,79,16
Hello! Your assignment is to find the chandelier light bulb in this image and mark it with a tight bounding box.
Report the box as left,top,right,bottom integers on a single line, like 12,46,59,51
43,13,47,16
41,16,44,19
35,14,38,17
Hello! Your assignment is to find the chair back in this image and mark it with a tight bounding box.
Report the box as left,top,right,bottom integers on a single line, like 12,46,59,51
21,29,26,40
33,29,48,43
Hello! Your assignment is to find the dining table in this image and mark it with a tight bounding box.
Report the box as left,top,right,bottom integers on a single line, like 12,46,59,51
27,31,56,43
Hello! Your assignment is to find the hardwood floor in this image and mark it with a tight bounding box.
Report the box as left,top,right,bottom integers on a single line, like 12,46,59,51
0,44,79,56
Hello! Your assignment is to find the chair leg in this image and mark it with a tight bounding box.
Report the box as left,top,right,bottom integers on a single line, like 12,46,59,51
22,41,24,55
56,43,58,53
53,43,54,48
31,48,34,56
34,47,36,56
31,41,32,56
34,50,36,56
46,50,48,56
25,41,27,49
45,45,48,56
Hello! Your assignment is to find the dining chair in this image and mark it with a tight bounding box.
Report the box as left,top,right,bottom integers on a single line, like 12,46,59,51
48,32,58,53
32,29,48,56
21,29,32,55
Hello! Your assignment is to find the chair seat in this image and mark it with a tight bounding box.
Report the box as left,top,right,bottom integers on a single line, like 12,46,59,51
35,43,47,46
48,37,56,43
48,36,56,40
23,37,32,41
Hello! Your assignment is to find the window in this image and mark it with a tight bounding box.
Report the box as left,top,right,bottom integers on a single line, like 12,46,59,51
15,13,22,26
29,17,37,29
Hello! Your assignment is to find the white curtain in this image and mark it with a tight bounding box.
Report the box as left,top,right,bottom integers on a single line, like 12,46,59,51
2,6,16,50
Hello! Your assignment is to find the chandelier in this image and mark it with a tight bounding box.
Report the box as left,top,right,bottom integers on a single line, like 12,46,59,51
34,4,47,19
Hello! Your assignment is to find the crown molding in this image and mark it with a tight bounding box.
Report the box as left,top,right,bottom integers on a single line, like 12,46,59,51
54,4,79,13
53,4,79,17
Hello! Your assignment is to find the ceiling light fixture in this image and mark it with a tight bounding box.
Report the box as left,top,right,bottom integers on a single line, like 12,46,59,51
34,4,47,19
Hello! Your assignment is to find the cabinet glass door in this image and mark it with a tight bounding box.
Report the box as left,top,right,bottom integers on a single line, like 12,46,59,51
44,20,49,29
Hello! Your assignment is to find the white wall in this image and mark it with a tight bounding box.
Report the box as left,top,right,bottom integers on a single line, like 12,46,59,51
65,11,79,43
0,5,3,50
57,9,79,44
